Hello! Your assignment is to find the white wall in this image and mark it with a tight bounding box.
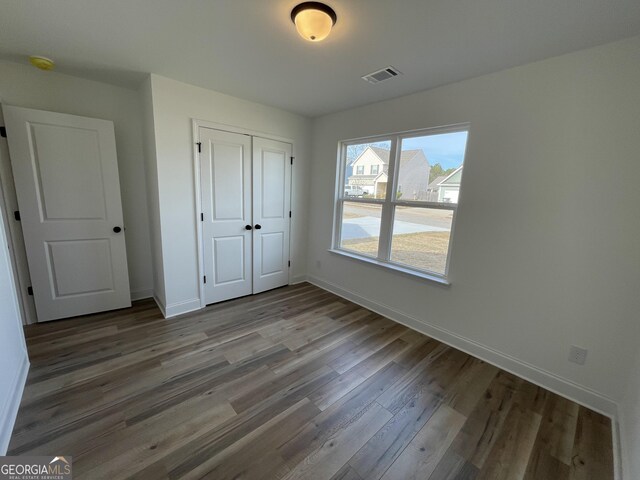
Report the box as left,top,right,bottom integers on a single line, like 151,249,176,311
0,200,28,453
307,36,640,417
0,60,154,303
146,74,312,315
139,77,166,308
621,351,640,479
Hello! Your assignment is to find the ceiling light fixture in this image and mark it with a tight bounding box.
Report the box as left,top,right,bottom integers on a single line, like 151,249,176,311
29,56,55,71
291,2,337,42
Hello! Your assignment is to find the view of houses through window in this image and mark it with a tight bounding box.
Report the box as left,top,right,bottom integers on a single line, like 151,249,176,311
336,127,469,277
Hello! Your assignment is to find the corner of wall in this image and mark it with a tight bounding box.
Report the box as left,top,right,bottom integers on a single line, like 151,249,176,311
138,75,166,307
0,353,28,454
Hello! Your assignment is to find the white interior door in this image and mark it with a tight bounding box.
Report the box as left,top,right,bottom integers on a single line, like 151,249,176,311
200,127,253,304
3,105,131,322
252,137,291,294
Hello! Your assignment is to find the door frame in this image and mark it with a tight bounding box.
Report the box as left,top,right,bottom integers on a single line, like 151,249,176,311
191,119,294,308
0,106,38,324
0,169,29,326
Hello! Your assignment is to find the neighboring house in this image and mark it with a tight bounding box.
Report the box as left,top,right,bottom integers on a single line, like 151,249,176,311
436,166,463,203
426,174,447,202
347,146,430,199
345,157,354,180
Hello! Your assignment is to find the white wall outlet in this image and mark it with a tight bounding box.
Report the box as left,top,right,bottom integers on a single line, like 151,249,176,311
568,345,588,365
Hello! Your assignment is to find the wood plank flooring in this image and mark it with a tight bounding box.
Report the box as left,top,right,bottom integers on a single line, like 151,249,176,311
10,283,614,480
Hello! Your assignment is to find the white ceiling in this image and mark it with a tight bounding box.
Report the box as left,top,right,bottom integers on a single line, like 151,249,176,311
1,0,639,117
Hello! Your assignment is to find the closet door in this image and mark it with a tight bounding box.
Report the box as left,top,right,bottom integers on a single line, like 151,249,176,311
252,137,292,293
200,128,252,304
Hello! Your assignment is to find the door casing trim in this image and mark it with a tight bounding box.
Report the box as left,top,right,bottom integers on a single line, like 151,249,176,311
191,119,295,309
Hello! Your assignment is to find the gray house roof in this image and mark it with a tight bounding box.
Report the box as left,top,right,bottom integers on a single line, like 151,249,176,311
369,146,391,163
427,175,447,191
368,146,426,168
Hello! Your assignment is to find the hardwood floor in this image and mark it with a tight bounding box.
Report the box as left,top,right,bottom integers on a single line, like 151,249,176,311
10,283,614,480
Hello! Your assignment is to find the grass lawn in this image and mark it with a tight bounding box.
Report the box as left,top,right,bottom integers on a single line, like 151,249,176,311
342,231,450,274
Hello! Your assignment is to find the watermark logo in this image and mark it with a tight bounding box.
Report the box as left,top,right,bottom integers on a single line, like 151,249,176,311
0,456,72,479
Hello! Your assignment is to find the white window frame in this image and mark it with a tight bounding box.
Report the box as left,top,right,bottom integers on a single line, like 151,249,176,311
371,164,379,175
331,123,470,285
356,165,364,174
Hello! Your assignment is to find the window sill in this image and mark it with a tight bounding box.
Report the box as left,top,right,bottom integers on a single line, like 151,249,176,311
328,249,451,286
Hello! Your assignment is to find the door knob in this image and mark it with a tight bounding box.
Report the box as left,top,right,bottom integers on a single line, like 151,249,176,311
254,224,262,230
245,225,253,230
113,226,122,233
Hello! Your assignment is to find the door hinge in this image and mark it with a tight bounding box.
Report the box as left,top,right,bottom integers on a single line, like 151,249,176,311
14,211,20,221
200,213,204,222
0,126,6,138
196,142,202,153
203,275,207,284
27,286,33,296
290,156,294,165
288,260,291,268
289,211,291,218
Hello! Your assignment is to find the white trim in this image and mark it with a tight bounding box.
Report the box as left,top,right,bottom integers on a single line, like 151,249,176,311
339,197,386,205
192,120,206,310
130,289,154,301
373,171,387,182
193,118,295,145
437,165,463,186
341,122,470,146
0,123,37,326
165,298,202,318
328,249,451,286
192,119,295,308
153,294,167,318
613,418,624,480
0,353,29,454
334,124,469,282
306,274,619,418
290,274,308,285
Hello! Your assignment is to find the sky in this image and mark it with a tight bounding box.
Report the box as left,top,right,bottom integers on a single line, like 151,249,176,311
402,131,468,170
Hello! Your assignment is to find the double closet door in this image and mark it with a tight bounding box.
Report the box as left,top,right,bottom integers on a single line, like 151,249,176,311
199,127,292,305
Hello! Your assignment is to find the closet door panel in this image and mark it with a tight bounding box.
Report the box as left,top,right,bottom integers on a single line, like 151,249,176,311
200,128,252,304
252,138,292,293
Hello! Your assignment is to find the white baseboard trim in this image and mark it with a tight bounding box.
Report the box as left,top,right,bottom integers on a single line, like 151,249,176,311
290,274,308,285
131,289,154,301
165,298,202,318
153,294,167,318
307,275,619,419
613,418,624,480
0,353,29,454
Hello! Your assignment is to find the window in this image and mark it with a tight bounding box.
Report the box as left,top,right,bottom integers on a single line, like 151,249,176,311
333,125,469,281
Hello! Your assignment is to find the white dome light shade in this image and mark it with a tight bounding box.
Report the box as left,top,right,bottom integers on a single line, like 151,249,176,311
291,2,337,42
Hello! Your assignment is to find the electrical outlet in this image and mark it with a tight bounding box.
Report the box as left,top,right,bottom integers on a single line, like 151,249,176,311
316,260,322,269
568,345,588,365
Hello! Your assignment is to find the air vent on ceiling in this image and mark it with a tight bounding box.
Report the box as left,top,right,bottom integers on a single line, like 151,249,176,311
362,66,402,85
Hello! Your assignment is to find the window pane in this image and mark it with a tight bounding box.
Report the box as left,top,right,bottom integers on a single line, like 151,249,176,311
340,202,382,258
345,140,391,199
390,207,453,275
397,131,468,203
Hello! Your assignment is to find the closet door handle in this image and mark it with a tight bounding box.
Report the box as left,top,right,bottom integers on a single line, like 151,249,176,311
254,224,262,230
245,225,253,230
